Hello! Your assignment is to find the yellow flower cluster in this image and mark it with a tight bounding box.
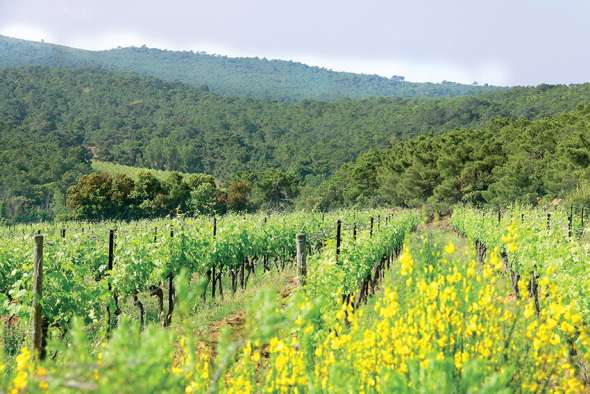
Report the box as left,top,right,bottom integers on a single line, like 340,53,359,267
522,297,588,392
171,336,211,394
161,226,588,393
10,347,31,394
398,247,414,277
264,336,307,393
224,340,260,394
501,222,519,253
215,244,589,393
8,347,49,393
93,349,103,382
444,242,455,255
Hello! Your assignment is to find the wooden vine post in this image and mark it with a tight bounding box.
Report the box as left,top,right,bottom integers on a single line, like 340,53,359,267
296,233,307,285
211,217,217,299
529,270,541,316
32,235,44,359
336,220,342,263
568,207,573,239
165,229,175,326
106,229,120,330
370,217,374,238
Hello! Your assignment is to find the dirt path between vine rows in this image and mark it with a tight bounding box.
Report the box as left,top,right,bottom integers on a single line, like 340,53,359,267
203,273,299,356
203,219,472,358
416,217,471,254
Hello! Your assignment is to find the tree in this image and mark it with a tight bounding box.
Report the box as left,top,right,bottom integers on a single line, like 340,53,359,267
249,170,300,210
227,180,252,212
131,172,167,217
184,173,216,189
111,174,136,219
66,172,114,219
164,172,190,213
189,182,219,215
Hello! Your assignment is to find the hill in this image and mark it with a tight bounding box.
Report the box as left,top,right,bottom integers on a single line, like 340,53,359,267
0,34,502,101
2,66,590,222
313,106,590,210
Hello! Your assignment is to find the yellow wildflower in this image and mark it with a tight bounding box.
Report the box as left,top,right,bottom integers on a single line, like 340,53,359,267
444,242,456,255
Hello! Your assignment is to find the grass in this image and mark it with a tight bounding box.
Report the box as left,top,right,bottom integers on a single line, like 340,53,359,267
117,263,298,341
1,262,298,371
91,160,193,181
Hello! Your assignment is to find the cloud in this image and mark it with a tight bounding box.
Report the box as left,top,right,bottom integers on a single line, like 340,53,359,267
0,24,54,43
293,56,510,85
0,23,510,85
68,31,160,51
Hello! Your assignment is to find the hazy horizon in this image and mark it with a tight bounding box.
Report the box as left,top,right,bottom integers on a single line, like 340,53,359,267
1,0,589,86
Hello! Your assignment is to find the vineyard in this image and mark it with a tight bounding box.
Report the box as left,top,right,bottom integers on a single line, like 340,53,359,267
1,207,590,393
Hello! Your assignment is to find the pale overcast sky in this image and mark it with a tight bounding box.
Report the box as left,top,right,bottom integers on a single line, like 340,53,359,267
0,0,589,86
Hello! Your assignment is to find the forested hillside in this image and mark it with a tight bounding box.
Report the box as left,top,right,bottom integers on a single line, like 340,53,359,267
2,66,590,222
313,106,590,210
0,34,501,101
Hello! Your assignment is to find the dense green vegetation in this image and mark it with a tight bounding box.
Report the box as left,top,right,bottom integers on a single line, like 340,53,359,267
4,24,590,394
65,167,300,220
91,160,193,181
0,35,500,101
0,128,90,223
2,208,590,392
2,66,590,222
314,106,590,210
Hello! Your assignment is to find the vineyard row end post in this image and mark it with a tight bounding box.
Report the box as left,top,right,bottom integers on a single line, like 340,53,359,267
336,220,342,263
296,233,307,285
32,234,44,359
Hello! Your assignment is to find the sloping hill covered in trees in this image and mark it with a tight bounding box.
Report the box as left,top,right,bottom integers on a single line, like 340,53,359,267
0,34,501,101
312,106,590,210
2,66,590,222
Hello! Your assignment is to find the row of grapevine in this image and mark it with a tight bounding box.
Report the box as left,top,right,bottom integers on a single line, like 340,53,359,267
451,206,590,320
304,211,420,314
1,209,424,392
0,209,397,355
7,207,585,392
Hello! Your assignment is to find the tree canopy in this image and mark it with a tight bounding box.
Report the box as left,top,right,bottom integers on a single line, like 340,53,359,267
2,66,590,221
0,34,501,101
313,106,590,210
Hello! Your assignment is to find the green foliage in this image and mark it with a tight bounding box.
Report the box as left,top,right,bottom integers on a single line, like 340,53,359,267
226,180,252,213
0,131,91,222
65,165,305,220
4,210,589,392
52,317,181,393
0,34,501,101
92,160,192,181
3,66,590,220
0,210,384,334
189,182,221,216
451,206,590,319
246,170,300,211
320,107,590,209
67,170,225,220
